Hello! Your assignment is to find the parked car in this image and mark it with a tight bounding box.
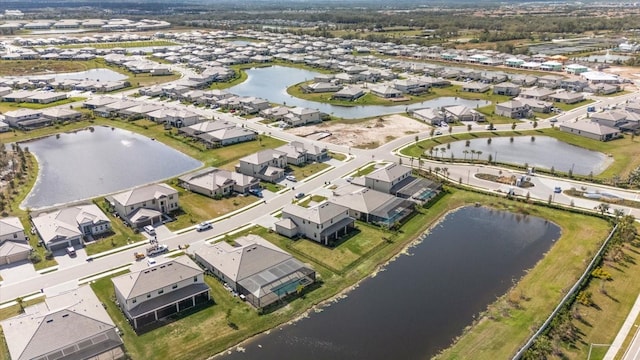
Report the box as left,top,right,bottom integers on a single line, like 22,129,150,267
286,175,297,182
294,192,305,199
554,186,562,193
196,222,212,232
434,130,443,135
66,247,76,257
143,225,156,236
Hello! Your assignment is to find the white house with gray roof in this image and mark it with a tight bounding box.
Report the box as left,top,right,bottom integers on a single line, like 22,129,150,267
559,121,620,141
179,167,259,197
111,256,209,331
0,216,30,265
32,204,111,251
107,183,179,228
194,234,315,308
236,149,287,183
1,285,124,360
329,188,416,227
276,202,355,246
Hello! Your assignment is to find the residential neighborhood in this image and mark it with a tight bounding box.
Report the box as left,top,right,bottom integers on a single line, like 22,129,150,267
1,4,640,360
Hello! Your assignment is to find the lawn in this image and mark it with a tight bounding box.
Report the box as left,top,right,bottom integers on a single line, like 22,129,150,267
287,162,330,180
329,151,347,161
554,99,595,112
260,182,285,193
56,40,177,49
164,189,259,231
297,195,327,208
353,162,378,176
288,222,389,273
85,200,145,256
0,60,98,76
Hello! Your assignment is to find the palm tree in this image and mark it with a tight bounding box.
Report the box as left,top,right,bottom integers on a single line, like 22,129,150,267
448,126,453,135
429,128,435,137
476,150,483,161
467,124,472,132
439,147,446,158
470,150,476,162
511,122,517,130
418,158,424,173
463,149,469,160
597,202,610,215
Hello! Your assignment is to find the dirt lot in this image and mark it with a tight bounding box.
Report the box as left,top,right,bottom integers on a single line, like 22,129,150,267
286,114,431,148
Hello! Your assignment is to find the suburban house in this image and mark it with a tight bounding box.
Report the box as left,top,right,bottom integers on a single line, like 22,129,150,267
276,202,355,246
82,96,119,110
0,285,125,360
111,256,210,331
519,87,556,101
303,82,341,93
178,120,236,137
516,97,553,113
236,149,288,183
275,141,328,165
32,204,111,251
369,85,403,99
197,127,257,148
549,91,585,104
461,82,491,93
283,107,322,127
194,234,316,309
495,100,531,119
3,109,53,129
590,111,628,128
178,167,260,197
146,108,203,128
0,216,31,265
107,183,179,228
329,188,416,227
559,121,620,141
331,86,364,101
442,105,485,122
363,163,442,202
493,82,520,96
41,108,82,122
412,108,444,125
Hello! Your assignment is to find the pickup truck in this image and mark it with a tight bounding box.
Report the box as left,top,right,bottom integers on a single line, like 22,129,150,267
147,244,169,257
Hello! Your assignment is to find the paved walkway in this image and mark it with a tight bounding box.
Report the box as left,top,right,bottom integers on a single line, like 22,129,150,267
604,293,640,360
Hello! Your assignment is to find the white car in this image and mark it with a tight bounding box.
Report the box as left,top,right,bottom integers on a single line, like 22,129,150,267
196,222,212,232
147,258,157,266
435,131,443,135
286,175,297,182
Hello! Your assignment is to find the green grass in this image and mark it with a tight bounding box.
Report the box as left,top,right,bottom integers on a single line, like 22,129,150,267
164,188,259,231
85,200,144,256
354,162,378,176
260,182,285,193
329,151,347,161
554,99,595,112
287,162,330,181
297,195,327,208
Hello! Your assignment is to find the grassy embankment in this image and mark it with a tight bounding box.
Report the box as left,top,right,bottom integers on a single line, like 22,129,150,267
0,97,86,113
81,186,609,360
400,128,640,180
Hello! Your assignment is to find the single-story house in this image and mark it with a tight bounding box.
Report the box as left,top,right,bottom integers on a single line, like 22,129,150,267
493,82,520,96
461,82,490,93
178,167,260,197
443,105,485,122
412,108,444,125
331,86,364,101
0,285,125,360
329,188,416,227
559,121,620,141
0,216,30,265
550,92,584,104
194,234,316,309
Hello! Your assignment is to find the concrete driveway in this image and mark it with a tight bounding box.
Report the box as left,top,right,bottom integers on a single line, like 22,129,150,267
0,260,39,284
54,247,89,269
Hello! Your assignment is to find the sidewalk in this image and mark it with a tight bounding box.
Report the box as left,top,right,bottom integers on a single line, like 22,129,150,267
604,293,640,360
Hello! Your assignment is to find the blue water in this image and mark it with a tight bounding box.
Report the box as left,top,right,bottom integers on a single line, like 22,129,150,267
21,126,201,209
228,66,489,119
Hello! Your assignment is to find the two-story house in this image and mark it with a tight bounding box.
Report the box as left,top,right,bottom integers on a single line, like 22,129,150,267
364,163,412,194
276,202,355,246
111,256,210,331
108,183,179,228
495,100,531,119
275,141,328,166
31,204,111,251
283,107,322,127
0,216,31,265
236,149,287,183
178,167,259,197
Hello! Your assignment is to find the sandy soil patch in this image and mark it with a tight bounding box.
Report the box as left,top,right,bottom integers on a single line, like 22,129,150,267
286,114,431,148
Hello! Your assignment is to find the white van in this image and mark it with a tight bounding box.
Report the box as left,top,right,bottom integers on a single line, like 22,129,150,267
143,225,156,236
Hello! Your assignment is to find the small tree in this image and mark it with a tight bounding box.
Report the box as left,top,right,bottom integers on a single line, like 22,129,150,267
467,124,472,132
511,122,517,130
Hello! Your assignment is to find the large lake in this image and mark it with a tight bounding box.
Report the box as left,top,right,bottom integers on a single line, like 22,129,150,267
21,126,201,209
221,206,560,360
443,135,610,175
228,66,489,119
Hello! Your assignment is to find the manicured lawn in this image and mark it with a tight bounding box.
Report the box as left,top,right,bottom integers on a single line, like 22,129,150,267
353,162,378,176
297,195,327,208
329,151,347,161
288,162,330,180
288,222,389,273
260,182,285,193
85,200,144,256
164,188,259,231
554,99,594,111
